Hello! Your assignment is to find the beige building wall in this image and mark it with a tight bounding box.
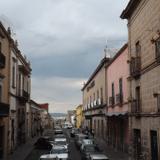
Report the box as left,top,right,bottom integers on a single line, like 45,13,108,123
82,57,109,140
0,23,10,159
122,0,160,159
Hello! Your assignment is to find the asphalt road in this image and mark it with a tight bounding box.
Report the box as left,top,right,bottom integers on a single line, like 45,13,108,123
25,129,81,160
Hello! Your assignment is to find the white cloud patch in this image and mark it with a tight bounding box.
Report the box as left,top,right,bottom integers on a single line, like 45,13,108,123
31,76,86,113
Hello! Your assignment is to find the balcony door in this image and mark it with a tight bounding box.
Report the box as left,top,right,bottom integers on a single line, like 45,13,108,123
150,130,158,160
0,126,4,158
133,129,141,160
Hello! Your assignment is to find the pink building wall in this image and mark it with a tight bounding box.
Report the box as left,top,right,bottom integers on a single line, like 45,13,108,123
107,45,129,113
106,44,129,145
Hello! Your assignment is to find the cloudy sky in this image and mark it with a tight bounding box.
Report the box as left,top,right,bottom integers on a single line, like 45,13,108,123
0,0,129,113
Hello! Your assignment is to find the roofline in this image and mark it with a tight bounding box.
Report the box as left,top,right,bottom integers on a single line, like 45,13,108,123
30,99,40,106
0,21,32,72
120,0,141,19
106,43,128,68
81,57,110,91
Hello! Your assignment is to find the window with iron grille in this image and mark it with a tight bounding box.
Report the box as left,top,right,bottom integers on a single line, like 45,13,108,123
155,38,160,59
111,83,115,104
119,78,123,103
0,85,2,102
157,95,160,112
135,41,141,57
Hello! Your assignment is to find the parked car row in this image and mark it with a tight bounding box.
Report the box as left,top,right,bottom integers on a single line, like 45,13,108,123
35,126,109,160
37,126,70,160
72,128,109,160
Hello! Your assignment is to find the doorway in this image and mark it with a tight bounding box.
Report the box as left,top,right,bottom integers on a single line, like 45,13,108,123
150,130,158,160
0,126,4,158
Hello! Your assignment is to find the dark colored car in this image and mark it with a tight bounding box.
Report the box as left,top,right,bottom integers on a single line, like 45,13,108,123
54,128,63,134
75,133,88,149
70,128,79,137
34,137,52,150
81,144,101,160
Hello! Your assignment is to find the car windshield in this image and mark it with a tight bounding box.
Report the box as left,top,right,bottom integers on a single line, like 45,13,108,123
85,146,96,152
51,148,68,154
54,141,66,145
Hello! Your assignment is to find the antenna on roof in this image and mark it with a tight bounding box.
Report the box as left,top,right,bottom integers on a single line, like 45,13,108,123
104,40,110,58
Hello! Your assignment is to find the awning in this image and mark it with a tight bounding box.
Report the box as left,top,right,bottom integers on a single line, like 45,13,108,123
107,111,128,117
0,102,9,117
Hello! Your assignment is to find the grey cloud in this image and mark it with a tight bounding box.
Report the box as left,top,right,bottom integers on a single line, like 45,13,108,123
0,0,129,112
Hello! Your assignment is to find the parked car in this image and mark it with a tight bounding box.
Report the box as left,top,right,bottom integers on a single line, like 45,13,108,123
81,144,101,160
39,153,69,160
80,139,95,152
54,134,66,139
75,133,88,148
54,128,63,134
63,122,72,129
89,153,109,160
50,138,68,149
50,145,69,154
34,137,52,150
70,128,79,137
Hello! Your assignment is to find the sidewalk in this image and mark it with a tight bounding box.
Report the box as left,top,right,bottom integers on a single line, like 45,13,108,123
8,136,39,160
96,138,129,160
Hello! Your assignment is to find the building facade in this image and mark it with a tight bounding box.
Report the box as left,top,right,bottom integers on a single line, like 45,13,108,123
75,105,83,129
0,22,10,159
82,57,110,139
30,100,42,137
121,0,160,159
106,44,130,153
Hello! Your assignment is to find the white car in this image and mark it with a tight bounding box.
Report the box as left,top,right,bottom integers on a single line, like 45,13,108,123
51,138,68,149
89,153,109,160
39,153,69,160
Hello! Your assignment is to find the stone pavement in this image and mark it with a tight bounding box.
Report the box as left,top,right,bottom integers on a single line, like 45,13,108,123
96,138,129,160
8,136,39,160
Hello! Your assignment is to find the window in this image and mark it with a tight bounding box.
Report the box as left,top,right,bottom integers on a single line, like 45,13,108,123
0,85,2,102
12,58,17,88
119,78,123,95
135,41,141,57
93,93,95,101
112,83,115,104
97,90,99,99
155,38,160,58
0,42,1,52
157,95,160,112
135,86,141,112
100,88,103,101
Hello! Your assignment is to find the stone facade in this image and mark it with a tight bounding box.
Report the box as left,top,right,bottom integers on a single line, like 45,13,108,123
82,57,110,140
0,22,10,160
121,0,160,159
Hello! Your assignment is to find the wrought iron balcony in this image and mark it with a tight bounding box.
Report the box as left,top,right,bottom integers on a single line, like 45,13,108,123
131,99,141,113
116,93,123,104
130,57,141,79
109,96,115,106
0,52,5,69
17,89,30,102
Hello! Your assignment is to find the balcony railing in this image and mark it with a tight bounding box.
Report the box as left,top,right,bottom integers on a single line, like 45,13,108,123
116,93,123,104
109,96,114,106
17,89,30,102
131,99,141,113
130,57,141,78
0,52,5,69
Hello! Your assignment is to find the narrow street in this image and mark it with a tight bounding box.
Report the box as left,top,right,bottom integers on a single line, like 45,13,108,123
25,129,81,160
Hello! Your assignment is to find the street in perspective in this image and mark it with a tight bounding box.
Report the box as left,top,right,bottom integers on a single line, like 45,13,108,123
1,0,160,160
